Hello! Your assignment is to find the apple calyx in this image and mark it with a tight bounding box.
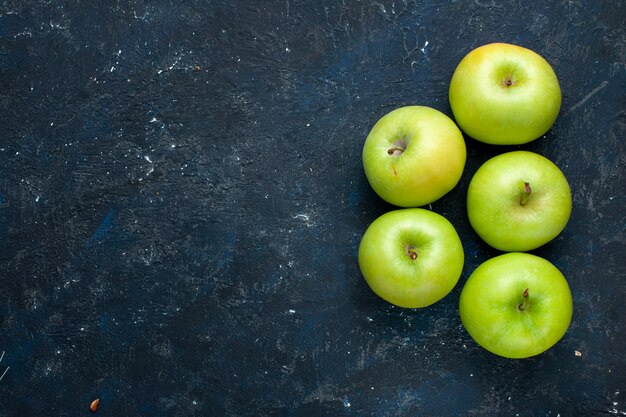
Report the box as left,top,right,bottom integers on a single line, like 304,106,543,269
405,245,418,260
502,74,516,87
520,182,532,205
517,288,530,311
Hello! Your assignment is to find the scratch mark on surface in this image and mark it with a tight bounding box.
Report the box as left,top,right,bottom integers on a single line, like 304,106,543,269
402,26,429,67
567,81,609,114
0,351,8,382
474,0,502,7
87,209,117,247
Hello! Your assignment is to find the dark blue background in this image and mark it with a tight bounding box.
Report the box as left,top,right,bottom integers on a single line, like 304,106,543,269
0,1,624,416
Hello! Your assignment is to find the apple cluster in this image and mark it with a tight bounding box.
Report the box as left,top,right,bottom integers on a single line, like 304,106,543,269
358,43,573,359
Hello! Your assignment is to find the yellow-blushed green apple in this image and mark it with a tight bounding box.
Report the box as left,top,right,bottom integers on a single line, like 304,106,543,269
358,208,464,308
362,106,466,207
449,43,561,145
467,151,572,252
459,253,573,359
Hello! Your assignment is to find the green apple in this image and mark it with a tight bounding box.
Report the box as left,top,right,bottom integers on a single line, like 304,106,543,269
459,253,573,358
467,151,571,252
449,43,561,145
358,208,464,308
362,106,466,207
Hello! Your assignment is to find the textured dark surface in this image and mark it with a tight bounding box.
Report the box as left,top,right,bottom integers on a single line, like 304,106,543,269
0,1,625,416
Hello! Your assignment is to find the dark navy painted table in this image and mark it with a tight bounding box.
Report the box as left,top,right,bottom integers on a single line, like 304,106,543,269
0,1,624,416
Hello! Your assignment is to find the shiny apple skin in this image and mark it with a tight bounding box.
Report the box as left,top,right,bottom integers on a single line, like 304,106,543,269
449,43,561,145
362,106,466,207
459,253,573,359
467,151,572,252
358,208,464,308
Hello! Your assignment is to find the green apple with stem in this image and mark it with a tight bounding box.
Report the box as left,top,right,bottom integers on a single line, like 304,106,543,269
467,151,572,252
358,208,464,308
449,43,561,145
362,106,466,207
459,253,573,358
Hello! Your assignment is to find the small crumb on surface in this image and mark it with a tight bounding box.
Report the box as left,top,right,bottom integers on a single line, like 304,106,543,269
90,398,100,413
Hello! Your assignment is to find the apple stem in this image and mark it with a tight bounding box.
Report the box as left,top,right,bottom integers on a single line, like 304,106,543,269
406,247,418,260
520,182,531,205
518,288,530,311
387,146,405,156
